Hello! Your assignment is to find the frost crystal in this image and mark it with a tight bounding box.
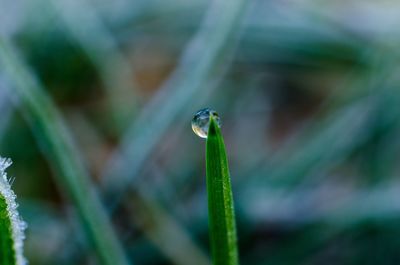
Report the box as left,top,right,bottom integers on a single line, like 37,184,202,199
0,157,27,265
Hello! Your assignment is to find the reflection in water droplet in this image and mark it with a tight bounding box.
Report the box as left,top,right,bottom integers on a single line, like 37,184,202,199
191,108,221,138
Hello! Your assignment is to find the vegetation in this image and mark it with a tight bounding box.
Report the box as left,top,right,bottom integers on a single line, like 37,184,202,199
0,158,26,265
206,117,239,265
0,0,400,265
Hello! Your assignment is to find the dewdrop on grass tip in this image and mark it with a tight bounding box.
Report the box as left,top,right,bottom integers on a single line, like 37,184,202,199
191,108,221,138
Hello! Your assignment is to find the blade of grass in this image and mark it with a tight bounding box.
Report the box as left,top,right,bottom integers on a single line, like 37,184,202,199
206,117,239,265
0,158,26,265
0,38,131,265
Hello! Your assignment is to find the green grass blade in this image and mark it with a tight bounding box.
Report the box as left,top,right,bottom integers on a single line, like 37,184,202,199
206,118,239,265
0,158,26,265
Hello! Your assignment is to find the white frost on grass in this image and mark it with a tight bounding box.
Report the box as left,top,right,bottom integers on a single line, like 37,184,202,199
0,157,27,265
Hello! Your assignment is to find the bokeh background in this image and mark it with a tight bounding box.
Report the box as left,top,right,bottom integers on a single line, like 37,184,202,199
1,0,400,264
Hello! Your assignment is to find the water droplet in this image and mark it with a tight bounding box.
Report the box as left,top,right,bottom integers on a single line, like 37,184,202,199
191,108,221,138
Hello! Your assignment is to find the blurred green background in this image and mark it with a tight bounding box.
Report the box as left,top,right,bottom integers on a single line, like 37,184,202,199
1,0,400,264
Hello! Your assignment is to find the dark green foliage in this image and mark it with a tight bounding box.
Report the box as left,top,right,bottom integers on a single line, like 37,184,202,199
0,196,16,265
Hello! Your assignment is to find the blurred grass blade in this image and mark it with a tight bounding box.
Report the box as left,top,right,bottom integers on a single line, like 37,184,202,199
101,0,248,197
0,158,26,265
47,0,140,131
206,118,239,265
128,193,211,265
0,39,130,265
0,84,15,140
